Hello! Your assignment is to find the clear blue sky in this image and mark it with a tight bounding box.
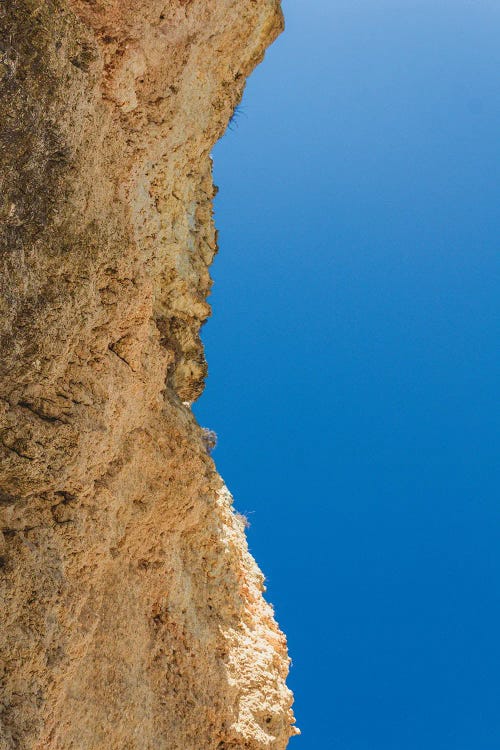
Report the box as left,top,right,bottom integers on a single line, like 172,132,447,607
194,1,500,747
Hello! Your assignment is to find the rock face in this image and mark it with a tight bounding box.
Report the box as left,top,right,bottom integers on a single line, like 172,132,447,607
0,2,296,748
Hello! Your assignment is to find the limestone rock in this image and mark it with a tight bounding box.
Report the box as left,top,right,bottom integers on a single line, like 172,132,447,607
0,1,296,748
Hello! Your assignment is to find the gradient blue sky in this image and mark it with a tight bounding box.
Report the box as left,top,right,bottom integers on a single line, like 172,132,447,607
194,1,500,747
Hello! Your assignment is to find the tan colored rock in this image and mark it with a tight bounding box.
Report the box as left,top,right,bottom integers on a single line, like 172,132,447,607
0,1,296,748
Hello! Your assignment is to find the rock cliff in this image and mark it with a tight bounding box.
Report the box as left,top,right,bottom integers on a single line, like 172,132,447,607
0,1,296,747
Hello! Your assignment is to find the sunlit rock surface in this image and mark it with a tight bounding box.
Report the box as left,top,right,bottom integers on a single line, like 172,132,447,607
0,2,296,747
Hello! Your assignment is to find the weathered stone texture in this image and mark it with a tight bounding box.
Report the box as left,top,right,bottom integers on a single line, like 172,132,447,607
0,1,296,748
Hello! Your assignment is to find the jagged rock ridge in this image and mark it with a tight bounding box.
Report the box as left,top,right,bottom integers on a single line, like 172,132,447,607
0,1,296,748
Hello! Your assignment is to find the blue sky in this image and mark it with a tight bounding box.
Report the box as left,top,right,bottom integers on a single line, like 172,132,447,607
194,1,500,747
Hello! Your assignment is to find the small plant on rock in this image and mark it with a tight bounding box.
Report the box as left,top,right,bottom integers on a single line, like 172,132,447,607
201,427,217,454
235,512,251,529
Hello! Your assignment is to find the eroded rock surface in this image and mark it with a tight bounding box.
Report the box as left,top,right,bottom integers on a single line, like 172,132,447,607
0,2,296,747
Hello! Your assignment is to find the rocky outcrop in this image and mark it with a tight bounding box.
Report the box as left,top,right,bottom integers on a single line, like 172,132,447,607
0,1,296,748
